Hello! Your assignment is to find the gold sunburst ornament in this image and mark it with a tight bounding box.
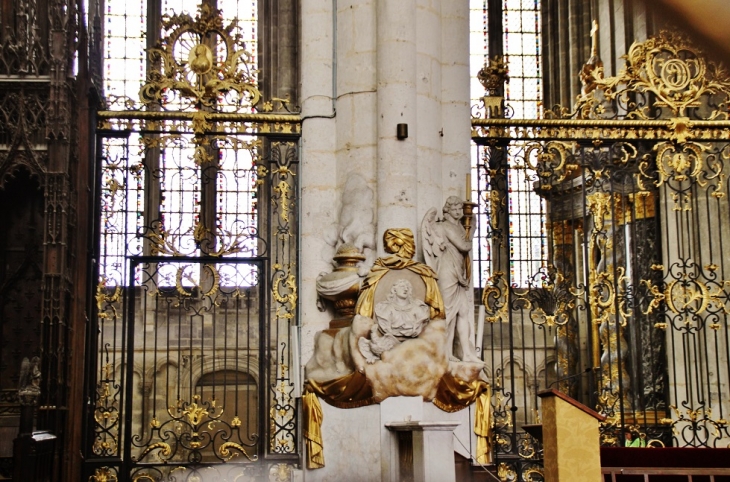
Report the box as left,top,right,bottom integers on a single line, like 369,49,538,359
139,4,261,110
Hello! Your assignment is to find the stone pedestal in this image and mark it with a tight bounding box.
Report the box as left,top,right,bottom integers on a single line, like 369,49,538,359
306,397,469,482
385,420,460,482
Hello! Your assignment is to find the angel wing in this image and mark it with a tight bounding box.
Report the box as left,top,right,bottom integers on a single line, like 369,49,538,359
421,207,446,272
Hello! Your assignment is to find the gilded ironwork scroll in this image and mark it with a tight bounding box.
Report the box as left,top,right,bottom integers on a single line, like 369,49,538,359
86,3,301,480
139,4,260,111
267,141,298,456
472,30,730,478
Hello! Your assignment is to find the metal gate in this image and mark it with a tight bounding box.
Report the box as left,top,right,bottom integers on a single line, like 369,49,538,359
472,32,730,480
125,257,265,478
84,5,301,481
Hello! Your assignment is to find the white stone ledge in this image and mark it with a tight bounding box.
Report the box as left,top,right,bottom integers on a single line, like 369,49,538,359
385,421,461,432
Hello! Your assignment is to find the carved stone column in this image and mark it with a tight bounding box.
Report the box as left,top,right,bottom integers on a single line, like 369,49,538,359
375,0,419,237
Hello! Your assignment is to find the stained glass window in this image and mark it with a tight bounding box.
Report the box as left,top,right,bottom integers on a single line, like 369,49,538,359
470,0,546,287
99,1,259,286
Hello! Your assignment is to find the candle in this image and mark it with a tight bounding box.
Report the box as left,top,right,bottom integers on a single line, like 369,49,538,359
466,173,471,201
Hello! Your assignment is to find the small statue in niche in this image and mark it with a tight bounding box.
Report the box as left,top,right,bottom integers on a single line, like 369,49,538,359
422,196,482,363
18,356,41,404
358,279,430,364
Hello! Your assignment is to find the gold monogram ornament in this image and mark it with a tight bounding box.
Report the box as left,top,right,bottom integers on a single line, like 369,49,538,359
575,31,730,120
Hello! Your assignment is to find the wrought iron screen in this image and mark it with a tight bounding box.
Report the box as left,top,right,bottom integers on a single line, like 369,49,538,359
473,32,730,480
85,5,300,481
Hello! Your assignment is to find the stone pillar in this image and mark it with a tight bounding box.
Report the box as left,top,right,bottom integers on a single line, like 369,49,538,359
300,0,472,475
374,0,471,249
335,0,377,186
300,0,340,362
440,0,471,204
376,0,419,239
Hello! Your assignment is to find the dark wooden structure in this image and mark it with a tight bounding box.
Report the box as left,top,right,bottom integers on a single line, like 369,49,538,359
0,1,100,481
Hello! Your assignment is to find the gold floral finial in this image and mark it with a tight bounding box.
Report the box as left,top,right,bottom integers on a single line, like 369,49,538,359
477,56,509,96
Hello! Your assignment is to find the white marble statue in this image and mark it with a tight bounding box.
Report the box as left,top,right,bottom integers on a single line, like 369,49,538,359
358,279,430,363
322,173,376,277
422,196,482,363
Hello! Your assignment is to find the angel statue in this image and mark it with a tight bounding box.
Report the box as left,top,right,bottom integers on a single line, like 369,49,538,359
358,279,431,363
422,196,482,363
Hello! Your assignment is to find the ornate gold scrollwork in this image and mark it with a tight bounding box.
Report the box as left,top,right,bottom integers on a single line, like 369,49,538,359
493,381,513,430
139,4,261,111
131,475,157,482
168,394,224,427
271,146,297,226
669,117,693,144
147,220,257,257
654,141,705,184
89,467,118,482
642,272,730,324
134,442,172,462
523,141,578,190
497,462,518,481
639,139,727,207
517,438,537,459
219,441,257,462
256,164,269,186
512,265,583,328
575,31,730,120
523,467,545,482
172,264,220,299
589,267,631,328
191,111,212,135
272,264,297,320
96,277,122,320
482,271,509,323
666,404,729,444
148,223,184,257
130,394,259,465
274,179,293,224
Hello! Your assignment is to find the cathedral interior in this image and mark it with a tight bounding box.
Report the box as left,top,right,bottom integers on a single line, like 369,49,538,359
1,0,730,481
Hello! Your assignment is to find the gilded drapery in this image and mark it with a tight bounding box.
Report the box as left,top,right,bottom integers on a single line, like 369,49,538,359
431,375,492,464
432,373,490,412
474,384,493,465
303,391,325,469
305,371,375,409
303,372,492,469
